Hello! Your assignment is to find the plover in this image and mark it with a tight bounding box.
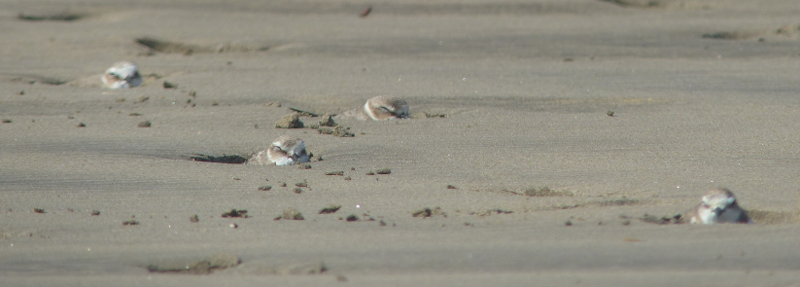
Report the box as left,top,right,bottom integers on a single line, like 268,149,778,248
689,188,754,224
101,61,142,89
249,135,310,166
335,96,409,121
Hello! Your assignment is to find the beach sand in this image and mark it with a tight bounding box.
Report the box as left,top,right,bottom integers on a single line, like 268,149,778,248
2,0,800,286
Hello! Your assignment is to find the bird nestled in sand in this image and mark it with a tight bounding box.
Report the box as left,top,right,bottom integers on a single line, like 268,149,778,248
688,188,754,224
101,61,142,89
249,135,310,166
335,95,409,121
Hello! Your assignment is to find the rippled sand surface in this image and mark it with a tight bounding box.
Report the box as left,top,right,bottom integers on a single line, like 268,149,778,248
2,1,800,286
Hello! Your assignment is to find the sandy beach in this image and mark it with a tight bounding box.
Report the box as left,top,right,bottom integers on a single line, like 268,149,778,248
2,0,800,286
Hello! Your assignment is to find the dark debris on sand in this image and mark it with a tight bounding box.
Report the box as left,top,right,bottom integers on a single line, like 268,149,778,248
319,205,342,214
221,209,249,218
412,207,447,218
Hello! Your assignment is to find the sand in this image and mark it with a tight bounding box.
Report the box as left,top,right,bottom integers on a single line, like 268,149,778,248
2,0,800,286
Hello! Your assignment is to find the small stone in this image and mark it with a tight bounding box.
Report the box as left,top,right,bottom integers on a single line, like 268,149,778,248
376,168,391,174
33,208,46,214
275,114,304,129
606,110,615,117
565,220,572,226
258,185,272,191
190,214,199,222
319,114,336,127
332,126,355,137
77,122,86,127
91,210,101,216
325,171,344,176
293,188,303,194
138,121,151,128
346,214,359,222
163,81,176,89
446,184,457,189
282,208,304,220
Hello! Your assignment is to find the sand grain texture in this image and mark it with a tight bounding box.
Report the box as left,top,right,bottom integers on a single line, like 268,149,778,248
2,0,800,286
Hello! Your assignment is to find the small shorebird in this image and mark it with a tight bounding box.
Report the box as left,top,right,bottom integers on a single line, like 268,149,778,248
249,135,310,166
102,61,142,89
689,188,754,224
336,95,409,121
